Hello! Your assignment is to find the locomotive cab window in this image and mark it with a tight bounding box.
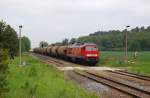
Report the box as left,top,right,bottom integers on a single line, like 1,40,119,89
85,46,98,51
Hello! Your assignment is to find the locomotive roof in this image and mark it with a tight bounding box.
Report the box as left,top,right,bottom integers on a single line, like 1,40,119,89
68,43,96,48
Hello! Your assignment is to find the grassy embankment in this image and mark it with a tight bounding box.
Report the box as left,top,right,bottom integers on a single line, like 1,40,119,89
6,54,97,98
99,51,150,75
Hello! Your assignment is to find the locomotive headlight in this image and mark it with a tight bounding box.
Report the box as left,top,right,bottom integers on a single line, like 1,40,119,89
86,54,97,56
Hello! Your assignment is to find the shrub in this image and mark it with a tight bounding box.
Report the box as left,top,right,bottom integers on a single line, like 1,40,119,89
0,49,9,97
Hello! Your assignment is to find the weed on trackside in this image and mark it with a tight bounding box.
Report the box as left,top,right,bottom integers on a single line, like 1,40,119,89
6,54,98,98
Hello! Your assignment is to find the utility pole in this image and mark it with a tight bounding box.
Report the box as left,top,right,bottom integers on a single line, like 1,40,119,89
125,25,130,60
19,25,22,65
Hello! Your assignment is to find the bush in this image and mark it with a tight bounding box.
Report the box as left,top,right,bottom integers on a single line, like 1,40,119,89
0,49,9,97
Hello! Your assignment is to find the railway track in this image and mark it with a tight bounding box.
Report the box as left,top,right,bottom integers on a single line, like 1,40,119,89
31,53,150,98
118,70,150,80
74,70,150,98
106,70,150,82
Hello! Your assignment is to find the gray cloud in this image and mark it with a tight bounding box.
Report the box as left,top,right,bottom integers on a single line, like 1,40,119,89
0,0,150,47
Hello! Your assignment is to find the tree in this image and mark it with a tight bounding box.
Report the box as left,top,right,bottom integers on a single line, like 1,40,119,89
0,21,6,48
39,41,48,48
0,21,18,59
69,38,76,44
62,38,69,45
3,25,18,58
131,27,139,32
21,36,31,52
128,40,141,51
140,26,145,32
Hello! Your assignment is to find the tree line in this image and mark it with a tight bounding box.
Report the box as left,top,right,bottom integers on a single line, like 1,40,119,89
43,26,150,51
78,26,150,51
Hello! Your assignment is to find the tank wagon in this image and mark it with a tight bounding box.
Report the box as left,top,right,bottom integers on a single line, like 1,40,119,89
33,43,99,65
57,46,67,58
46,45,53,56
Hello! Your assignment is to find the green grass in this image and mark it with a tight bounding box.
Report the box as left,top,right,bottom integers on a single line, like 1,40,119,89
99,51,150,75
6,54,97,98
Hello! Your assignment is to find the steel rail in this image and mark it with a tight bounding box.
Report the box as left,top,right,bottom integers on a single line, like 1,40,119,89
74,70,140,98
106,70,150,82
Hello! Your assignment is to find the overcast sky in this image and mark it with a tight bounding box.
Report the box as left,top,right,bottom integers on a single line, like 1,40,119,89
0,0,150,48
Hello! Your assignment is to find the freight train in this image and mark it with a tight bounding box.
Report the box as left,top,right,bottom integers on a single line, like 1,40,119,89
33,43,100,65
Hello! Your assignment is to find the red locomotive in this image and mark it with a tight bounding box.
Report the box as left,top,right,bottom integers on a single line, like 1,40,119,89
33,43,99,65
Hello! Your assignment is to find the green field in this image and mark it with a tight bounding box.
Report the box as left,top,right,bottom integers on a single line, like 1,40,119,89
6,54,97,98
99,51,150,75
